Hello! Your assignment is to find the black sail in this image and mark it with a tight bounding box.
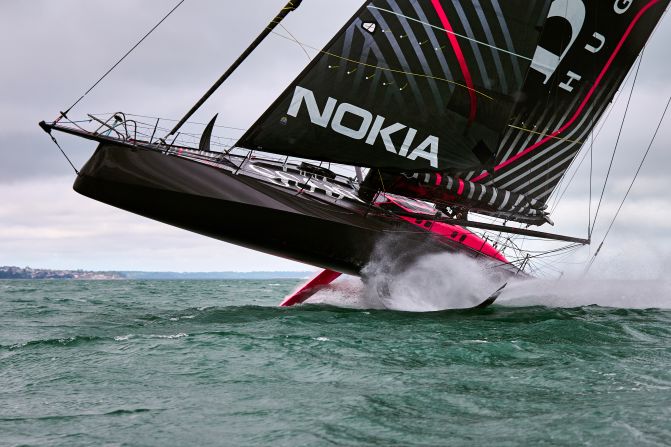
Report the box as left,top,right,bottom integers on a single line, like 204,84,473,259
359,0,669,225
237,0,552,171
465,0,671,204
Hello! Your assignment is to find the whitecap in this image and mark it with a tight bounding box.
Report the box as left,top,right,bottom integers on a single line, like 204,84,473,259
114,335,133,341
149,333,188,339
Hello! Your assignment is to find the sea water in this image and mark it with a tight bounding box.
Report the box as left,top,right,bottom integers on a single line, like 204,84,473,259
1,270,670,446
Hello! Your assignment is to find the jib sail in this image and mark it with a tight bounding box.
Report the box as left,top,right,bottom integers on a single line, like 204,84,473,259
237,0,552,171
368,0,670,225
464,0,670,202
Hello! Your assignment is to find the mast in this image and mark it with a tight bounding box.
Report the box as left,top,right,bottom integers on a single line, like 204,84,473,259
165,0,303,138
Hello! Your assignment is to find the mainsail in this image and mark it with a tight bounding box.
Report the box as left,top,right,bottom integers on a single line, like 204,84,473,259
237,0,552,171
238,0,669,225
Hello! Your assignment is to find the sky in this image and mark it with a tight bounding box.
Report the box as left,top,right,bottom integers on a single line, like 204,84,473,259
0,0,670,275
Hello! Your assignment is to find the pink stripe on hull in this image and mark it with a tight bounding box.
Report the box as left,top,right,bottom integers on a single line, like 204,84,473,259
382,194,508,263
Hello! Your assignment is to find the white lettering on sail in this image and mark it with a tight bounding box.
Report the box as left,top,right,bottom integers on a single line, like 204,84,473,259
331,103,373,140
559,71,582,92
585,32,606,53
398,128,417,158
530,0,586,83
287,86,441,168
407,136,439,168
614,0,634,14
365,116,406,154
366,117,386,146
287,86,336,127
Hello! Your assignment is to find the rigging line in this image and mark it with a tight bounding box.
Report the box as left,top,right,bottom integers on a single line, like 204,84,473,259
367,5,532,62
506,124,583,145
269,31,494,100
90,113,247,131
46,133,79,176
547,61,639,214
523,244,584,262
592,59,637,139
589,114,594,240
586,95,670,273
549,10,662,206
532,246,583,261
110,119,240,141
279,24,312,61
590,51,644,234
62,0,186,116
57,115,93,135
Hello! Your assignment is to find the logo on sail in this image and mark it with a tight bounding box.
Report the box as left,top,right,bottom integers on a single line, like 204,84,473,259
362,22,377,34
286,86,439,168
530,0,586,84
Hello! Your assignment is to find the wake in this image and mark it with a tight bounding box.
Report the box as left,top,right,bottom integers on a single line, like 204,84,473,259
306,252,671,311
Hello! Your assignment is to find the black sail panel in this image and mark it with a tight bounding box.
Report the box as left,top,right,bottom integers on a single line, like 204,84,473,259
237,0,552,171
465,0,670,203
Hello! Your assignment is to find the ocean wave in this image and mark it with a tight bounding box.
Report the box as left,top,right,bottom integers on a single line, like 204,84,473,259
113,333,188,341
5,335,103,350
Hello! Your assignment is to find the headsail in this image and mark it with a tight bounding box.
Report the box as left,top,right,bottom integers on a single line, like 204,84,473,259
237,0,553,171
466,0,670,203
364,0,669,225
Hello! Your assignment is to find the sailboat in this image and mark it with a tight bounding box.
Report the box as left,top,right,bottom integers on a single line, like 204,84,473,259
40,0,669,307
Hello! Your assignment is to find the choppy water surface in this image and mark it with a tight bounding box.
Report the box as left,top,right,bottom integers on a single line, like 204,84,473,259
2,277,670,446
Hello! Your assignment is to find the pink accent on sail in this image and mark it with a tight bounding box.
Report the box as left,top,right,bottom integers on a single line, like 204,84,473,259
431,0,477,125
471,0,662,183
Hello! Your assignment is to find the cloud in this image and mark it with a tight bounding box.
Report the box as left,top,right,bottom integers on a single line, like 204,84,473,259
1,0,670,273
0,176,311,271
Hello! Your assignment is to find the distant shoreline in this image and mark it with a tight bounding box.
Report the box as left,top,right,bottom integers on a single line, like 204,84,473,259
0,266,315,280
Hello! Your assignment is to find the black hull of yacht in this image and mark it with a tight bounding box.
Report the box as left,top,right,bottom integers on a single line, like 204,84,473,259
73,143,445,275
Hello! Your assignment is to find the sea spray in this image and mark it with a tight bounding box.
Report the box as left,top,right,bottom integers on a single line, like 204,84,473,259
305,243,671,310
308,273,671,311
307,234,509,311
361,251,505,311
500,278,671,309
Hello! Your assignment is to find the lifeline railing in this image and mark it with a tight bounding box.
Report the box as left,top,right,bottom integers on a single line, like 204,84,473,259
50,111,366,182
